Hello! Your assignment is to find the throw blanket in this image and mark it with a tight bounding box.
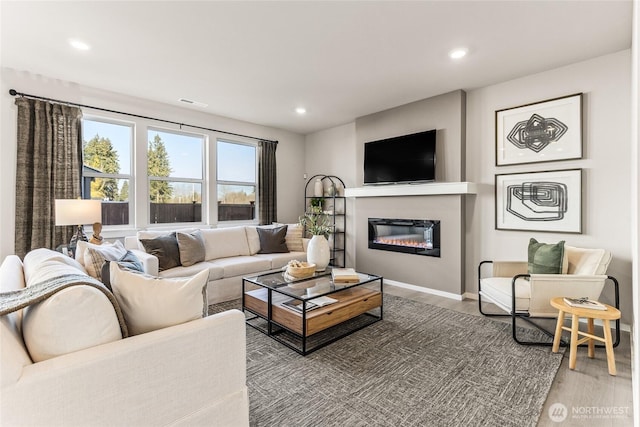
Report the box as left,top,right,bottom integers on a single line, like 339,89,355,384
0,273,129,338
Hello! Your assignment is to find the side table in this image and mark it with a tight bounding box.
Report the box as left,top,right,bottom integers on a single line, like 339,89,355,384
550,297,621,376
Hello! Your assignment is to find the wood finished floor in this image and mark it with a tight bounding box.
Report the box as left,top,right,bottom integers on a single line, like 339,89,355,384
384,285,634,427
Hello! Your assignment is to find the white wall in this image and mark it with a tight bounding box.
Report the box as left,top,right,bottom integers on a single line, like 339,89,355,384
465,50,633,322
0,68,306,260
630,0,639,419
304,123,357,266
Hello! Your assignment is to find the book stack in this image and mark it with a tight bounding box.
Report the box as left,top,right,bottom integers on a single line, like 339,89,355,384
563,297,607,311
282,296,337,313
331,268,360,283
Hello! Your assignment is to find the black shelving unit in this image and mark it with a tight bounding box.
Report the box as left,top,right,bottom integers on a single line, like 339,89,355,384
303,175,346,268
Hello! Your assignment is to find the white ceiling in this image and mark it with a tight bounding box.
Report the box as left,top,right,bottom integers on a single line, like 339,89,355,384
1,1,632,135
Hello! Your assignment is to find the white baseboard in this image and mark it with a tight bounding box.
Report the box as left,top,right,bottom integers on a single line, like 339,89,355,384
384,284,632,333
383,279,464,301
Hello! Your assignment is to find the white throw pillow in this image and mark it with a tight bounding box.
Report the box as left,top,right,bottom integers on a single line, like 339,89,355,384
110,263,208,335
83,240,127,280
75,240,121,268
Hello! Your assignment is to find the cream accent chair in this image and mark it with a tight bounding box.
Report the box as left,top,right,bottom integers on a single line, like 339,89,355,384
478,244,620,346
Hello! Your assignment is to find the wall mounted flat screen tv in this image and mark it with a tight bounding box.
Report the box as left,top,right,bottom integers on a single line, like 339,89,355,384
363,129,436,185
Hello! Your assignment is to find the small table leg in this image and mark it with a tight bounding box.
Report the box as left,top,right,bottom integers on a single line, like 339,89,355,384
552,310,565,353
569,314,579,370
602,319,617,376
587,317,595,358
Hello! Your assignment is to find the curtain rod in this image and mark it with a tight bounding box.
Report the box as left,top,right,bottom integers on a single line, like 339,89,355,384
8,89,278,144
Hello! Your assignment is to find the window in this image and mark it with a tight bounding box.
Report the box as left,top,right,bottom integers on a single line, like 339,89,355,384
148,128,205,224
217,140,257,221
82,118,133,226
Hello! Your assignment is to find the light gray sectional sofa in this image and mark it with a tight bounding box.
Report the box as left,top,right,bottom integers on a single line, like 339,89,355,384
124,224,307,304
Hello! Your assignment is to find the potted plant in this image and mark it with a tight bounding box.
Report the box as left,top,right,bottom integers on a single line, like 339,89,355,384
299,205,332,237
299,205,332,271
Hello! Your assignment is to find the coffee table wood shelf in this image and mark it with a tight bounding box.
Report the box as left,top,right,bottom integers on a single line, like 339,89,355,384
242,269,383,355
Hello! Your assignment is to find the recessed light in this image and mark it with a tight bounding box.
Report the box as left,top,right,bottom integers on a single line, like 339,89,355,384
295,107,307,115
449,48,468,59
69,39,90,51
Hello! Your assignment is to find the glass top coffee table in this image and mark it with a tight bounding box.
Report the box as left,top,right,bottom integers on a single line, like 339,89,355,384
242,268,383,355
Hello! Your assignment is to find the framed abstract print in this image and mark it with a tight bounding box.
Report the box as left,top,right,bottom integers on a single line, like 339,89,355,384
495,168,582,233
496,93,582,166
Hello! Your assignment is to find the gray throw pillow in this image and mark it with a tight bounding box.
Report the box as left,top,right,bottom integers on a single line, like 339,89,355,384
101,250,144,291
140,232,181,271
257,225,289,254
527,238,565,275
176,230,206,267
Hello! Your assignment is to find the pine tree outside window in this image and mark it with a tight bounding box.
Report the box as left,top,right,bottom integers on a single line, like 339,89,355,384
147,128,205,224
82,117,133,226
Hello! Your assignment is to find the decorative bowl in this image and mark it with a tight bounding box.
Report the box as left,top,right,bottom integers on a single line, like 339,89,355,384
285,262,316,279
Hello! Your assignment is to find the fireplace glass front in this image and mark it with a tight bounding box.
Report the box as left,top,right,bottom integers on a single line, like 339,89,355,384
368,218,440,257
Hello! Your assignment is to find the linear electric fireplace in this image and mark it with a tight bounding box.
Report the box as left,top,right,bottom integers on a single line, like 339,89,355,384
368,218,440,257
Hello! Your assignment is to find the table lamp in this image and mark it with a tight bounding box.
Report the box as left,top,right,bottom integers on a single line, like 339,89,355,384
55,199,102,254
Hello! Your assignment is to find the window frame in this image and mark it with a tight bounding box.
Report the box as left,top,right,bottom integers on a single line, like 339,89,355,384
216,138,259,224
81,115,135,229
147,126,207,227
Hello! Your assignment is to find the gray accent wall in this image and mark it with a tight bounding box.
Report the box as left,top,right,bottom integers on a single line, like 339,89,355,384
351,90,468,296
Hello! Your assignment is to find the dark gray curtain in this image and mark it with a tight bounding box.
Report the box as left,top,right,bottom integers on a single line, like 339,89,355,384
258,140,277,225
14,98,83,258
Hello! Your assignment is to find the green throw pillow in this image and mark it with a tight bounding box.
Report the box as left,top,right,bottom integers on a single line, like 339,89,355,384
528,238,565,275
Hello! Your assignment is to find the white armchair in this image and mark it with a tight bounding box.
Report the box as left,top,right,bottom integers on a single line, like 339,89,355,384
478,244,620,346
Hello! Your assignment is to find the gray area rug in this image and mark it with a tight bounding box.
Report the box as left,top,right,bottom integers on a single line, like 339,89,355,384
210,295,564,427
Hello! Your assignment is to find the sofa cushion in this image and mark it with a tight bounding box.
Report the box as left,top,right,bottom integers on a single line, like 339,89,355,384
527,238,566,275
84,240,127,280
22,285,123,362
200,227,251,261
254,251,307,270
0,255,31,384
176,230,206,267
23,249,87,282
565,245,611,275
110,264,209,335
480,277,531,313
140,232,181,271
19,249,125,362
257,225,289,254
210,256,271,278
159,262,224,281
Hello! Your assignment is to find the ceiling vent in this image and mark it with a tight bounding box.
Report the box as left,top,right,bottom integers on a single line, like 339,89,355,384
178,98,208,108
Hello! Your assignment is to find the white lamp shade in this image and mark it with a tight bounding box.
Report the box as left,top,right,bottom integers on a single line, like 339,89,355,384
55,199,102,226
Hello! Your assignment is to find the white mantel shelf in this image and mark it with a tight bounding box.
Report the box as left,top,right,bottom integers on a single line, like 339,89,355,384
344,182,477,198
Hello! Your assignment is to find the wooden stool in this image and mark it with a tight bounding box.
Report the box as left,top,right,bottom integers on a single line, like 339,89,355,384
550,297,621,376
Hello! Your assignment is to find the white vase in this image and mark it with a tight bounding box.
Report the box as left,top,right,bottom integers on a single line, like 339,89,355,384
313,178,323,197
307,234,330,272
